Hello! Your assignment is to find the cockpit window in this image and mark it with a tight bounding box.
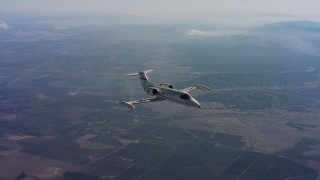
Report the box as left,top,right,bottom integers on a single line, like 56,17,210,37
180,94,190,100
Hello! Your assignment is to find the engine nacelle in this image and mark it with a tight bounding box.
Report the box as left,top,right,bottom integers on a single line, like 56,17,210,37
159,83,174,89
144,87,159,95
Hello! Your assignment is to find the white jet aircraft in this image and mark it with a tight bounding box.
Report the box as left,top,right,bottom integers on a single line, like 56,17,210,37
121,69,210,109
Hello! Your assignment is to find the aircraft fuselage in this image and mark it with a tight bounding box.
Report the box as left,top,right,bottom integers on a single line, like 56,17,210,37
144,86,201,108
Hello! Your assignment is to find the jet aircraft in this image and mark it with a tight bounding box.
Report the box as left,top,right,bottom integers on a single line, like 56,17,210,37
121,69,210,109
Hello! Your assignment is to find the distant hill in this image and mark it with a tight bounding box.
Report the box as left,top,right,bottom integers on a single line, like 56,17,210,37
261,20,320,32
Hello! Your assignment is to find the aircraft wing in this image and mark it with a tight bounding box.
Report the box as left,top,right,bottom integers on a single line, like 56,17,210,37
130,97,164,104
181,86,198,92
120,97,164,109
181,84,211,92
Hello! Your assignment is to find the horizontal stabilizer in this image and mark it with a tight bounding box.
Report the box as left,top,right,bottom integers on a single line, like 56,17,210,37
143,69,154,74
125,72,139,76
120,101,135,109
125,69,153,76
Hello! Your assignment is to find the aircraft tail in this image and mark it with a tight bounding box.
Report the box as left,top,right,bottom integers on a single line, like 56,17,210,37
126,69,154,87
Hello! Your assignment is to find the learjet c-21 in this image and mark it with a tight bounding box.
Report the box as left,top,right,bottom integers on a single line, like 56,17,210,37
120,69,210,109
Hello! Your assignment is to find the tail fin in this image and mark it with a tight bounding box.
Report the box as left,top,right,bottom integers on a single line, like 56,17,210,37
126,69,154,87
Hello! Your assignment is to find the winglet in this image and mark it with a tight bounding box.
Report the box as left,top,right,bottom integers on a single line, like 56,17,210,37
120,101,135,109
192,84,210,91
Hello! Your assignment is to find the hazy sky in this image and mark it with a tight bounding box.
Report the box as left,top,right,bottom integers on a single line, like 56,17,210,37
0,0,320,17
